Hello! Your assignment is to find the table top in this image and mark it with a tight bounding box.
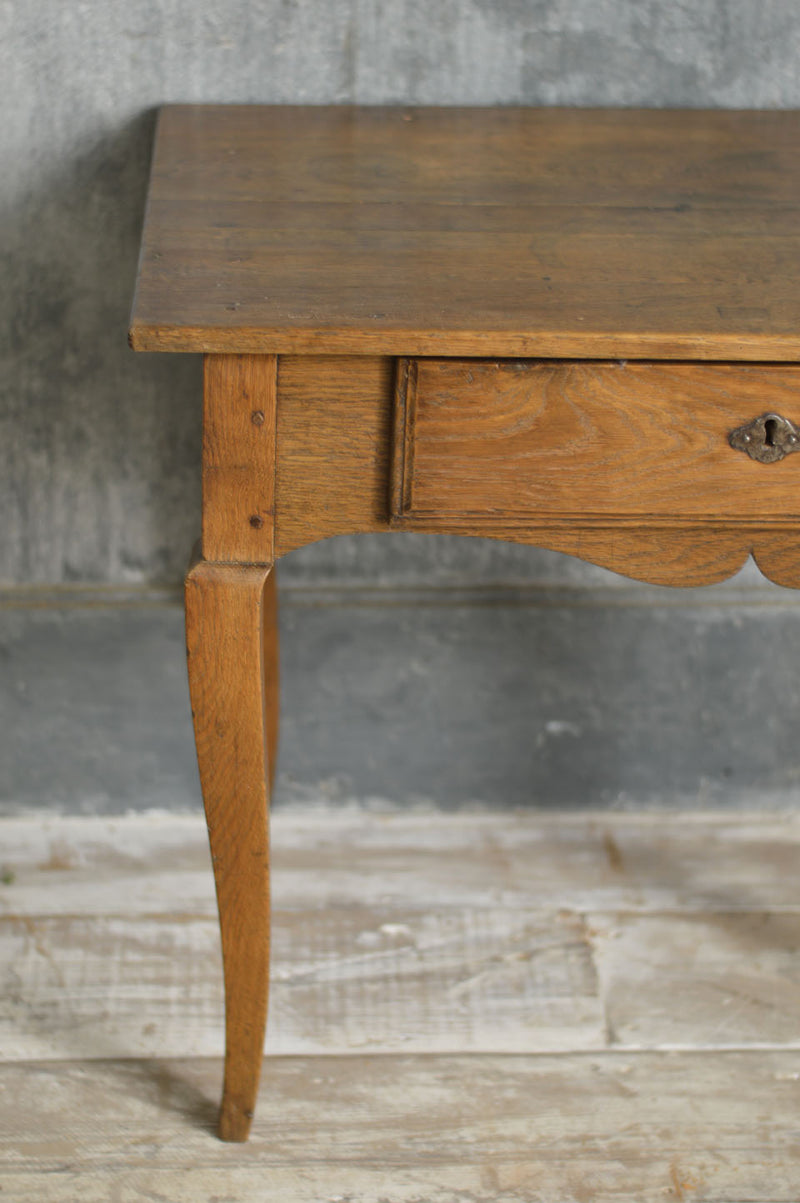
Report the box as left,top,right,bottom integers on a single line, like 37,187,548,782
129,105,800,360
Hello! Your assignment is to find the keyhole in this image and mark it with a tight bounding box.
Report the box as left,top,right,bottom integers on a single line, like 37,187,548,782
764,417,779,447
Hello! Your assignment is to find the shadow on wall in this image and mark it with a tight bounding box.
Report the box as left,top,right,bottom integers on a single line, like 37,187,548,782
1,109,202,585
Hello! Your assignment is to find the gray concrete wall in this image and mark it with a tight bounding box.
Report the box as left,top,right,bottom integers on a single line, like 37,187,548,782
3,1,800,587
4,3,800,815
4,584,800,816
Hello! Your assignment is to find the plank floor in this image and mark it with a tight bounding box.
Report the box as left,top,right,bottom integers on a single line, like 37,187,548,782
1,809,799,1201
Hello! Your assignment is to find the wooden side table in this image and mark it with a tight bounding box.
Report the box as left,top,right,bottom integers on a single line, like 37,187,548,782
130,105,800,1140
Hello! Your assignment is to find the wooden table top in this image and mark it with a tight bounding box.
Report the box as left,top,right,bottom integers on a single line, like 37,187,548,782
129,105,800,360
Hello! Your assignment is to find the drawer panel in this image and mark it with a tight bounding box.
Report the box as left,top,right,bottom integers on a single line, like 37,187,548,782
391,359,800,526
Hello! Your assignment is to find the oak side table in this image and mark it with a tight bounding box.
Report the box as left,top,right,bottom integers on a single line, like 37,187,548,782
130,105,800,1141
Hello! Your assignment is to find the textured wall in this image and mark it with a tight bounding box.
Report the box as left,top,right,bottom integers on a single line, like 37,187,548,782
3,1,800,586
6,589,800,815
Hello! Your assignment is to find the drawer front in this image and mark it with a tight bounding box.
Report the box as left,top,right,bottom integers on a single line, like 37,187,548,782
391,359,800,526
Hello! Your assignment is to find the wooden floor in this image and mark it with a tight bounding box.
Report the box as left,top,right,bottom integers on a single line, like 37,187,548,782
1,808,799,1201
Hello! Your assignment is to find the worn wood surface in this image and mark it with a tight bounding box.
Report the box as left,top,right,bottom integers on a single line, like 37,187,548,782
393,359,800,524
273,354,800,586
2,811,799,1061
202,354,277,563
134,109,800,590
185,559,277,1139
129,106,800,360
263,568,279,794
1,809,800,1200
3,811,798,918
274,354,394,553
3,1052,800,1202
5,905,800,1061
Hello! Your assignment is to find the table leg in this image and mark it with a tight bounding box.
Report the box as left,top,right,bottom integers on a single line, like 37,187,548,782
185,556,279,1141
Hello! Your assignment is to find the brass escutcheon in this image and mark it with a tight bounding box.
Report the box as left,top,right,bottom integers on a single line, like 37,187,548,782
729,412,800,464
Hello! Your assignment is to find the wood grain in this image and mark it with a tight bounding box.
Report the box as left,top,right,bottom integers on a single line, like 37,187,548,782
5,1052,800,1202
129,106,800,359
263,566,279,793
5,811,798,920
0,908,605,1060
184,557,277,1140
595,910,800,1049
393,359,800,524
273,355,800,586
4,1052,800,1202
4,811,800,1195
274,354,394,554
3,812,799,1063
202,354,276,563
6,905,800,1061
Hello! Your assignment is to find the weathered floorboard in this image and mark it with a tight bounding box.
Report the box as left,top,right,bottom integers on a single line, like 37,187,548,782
1,1052,799,1202
1,811,799,1199
4,905,799,1062
0,907,604,1061
2,811,799,917
1,812,799,1062
594,909,800,1048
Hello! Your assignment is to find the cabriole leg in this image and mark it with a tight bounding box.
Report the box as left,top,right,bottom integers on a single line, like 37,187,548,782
185,555,279,1141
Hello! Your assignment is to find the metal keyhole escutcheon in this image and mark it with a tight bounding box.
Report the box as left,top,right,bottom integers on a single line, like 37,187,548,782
729,412,800,464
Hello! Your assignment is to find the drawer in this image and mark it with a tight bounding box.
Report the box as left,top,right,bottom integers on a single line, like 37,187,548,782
390,359,800,527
